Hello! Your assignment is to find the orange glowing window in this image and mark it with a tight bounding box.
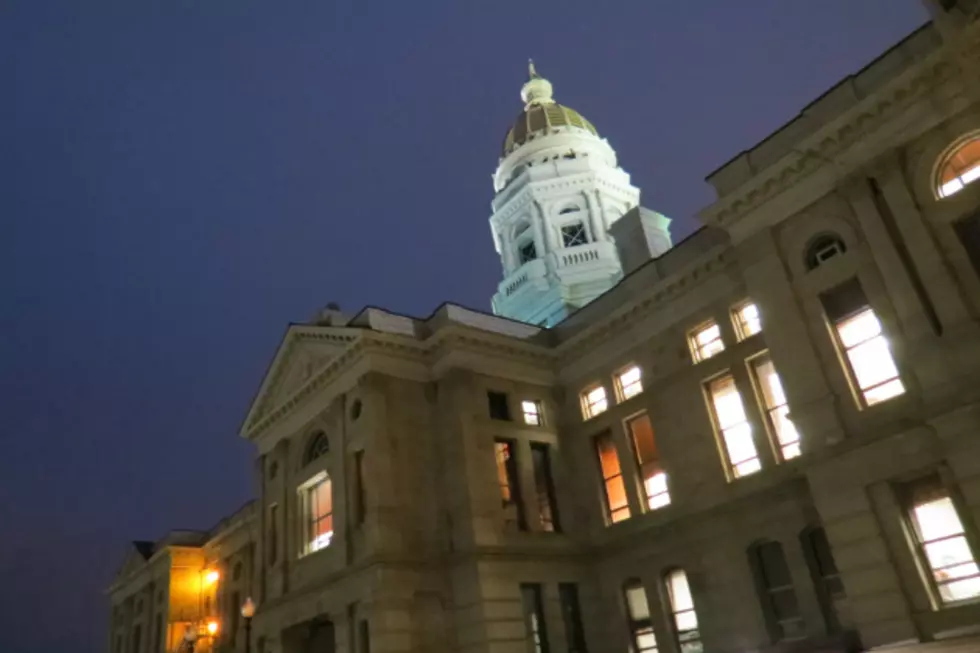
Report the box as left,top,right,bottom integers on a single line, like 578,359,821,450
937,135,980,198
595,433,630,523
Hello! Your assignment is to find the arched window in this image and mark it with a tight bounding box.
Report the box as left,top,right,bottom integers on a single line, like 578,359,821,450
304,431,329,466
805,234,847,270
664,569,701,652
622,579,659,652
748,541,804,641
800,527,845,633
936,133,980,198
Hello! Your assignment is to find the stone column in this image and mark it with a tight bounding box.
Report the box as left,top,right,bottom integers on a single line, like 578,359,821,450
736,228,847,449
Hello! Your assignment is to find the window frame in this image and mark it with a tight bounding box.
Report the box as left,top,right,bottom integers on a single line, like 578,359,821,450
530,442,561,532
625,412,670,511
900,477,980,607
615,364,644,402
731,301,762,341
746,351,801,462
688,320,725,364
704,371,762,480
522,399,544,426
558,583,588,653
298,472,334,556
580,384,609,420
487,390,512,421
560,221,589,248
520,583,551,653
749,541,806,642
494,439,527,530
664,569,702,653
595,432,631,524
935,132,980,199
623,579,659,653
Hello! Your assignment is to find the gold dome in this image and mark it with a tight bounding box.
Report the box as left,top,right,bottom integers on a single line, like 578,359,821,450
502,103,598,155
501,61,598,156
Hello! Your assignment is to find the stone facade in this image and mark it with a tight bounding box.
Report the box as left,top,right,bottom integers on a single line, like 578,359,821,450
109,4,980,653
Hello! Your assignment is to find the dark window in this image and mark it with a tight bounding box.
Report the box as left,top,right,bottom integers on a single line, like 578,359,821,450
268,504,278,565
750,542,804,642
354,450,366,525
623,580,658,653
519,241,538,264
350,398,363,421
154,614,163,653
807,528,845,599
531,443,560,532
488,391,512,421
230,590,241,646
954,212,980,279
561,222,588,247
521,584,550,653
132,624,142,653
805,234,847,270
559,205,581,214
233,561,243,581
559,584,587,653
494,440,526,529
303,431,330,465
359,620,371,653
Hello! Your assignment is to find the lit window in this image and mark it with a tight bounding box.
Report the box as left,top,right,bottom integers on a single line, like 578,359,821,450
623,580,660,653
522,400,543,426
494,440,526,530
907,481,980,605
937,134,980,198
689,322,725,363
301,474,333,554
665,570,702,653
733,302,762,340
749,354,801,461
706,374,761,478
822,280,905,407
595,433,630,523
581,385,608,419
626,413,670,510
561,222,588,247
616,365,643,401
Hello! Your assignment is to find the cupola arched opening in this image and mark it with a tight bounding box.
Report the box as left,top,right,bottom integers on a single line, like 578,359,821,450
936,132,980,198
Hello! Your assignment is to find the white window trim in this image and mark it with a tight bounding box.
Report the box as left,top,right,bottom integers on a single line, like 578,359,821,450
297,471,331,558
614,364,644,402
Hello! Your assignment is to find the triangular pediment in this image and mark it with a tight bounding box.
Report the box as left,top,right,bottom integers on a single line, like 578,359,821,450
113,541,154,583
241,325,362,436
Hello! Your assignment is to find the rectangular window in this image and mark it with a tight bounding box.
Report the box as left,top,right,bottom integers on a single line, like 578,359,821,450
153,614,163,653
905,479,980,605
953,212,980,280
706,373,761,478
821,279,905,406
595,433,630,523
559,583,587,653
581,385,609,419
132,625,142,653
230,590,240,646
488,391,512,421
268,504,279,565
354,450,366,525
301,474,333,554
752,542,805,641
358,620,371,653
615,365,644,401
748,353,801,461
626,413,670,510
665,570,702,653
689,322,725,363
519,241,538,265
623,580,659,653
495,440,527,530
733,301,762,340
804,527,846,601
521,584,550,653
523,400,543,426
530,443,560,532
561,222,588,247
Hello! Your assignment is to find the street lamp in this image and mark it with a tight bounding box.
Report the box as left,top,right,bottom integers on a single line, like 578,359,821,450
183,626,198,653
241,597,257,653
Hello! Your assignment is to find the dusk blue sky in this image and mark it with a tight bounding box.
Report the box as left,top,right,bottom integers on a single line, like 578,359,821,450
1,2,929,652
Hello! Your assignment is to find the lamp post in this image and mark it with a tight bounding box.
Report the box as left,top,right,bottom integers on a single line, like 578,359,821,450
183,626,198,653
241,597,256,653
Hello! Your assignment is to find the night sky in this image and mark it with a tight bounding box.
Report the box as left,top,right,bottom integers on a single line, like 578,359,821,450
1,2,929,652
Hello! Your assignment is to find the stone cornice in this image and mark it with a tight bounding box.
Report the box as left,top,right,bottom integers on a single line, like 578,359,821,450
701,39,971,230
555,246,734,364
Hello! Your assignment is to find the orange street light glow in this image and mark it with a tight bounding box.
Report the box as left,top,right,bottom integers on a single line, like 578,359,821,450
203,570,220,585
206,621,219,635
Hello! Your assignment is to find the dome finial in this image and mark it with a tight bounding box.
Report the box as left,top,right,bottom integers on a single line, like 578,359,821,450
520,59,553,108
528,58,539,79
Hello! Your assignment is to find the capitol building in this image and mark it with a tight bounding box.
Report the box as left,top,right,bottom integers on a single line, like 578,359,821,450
108,2,980,653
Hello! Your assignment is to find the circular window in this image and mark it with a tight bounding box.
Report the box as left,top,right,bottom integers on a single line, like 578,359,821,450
937,133,980,198
350,399,363,421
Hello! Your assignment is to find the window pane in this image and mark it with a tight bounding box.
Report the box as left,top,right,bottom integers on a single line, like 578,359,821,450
696,324,720,346
625,585,651,620
734,458,762,477
913,498,965,541
722,422,756,465
782,442,802,459
753,357,786,407
674,610,698,631
939,576,980,602
837,309,881,347
629,414,657,464
847,337,900,390
315,479,332,517
522,400,541,425
924,535,974,571
667,571,694,612
863,378,905,405
736,303,762,338
710,377,747,429
606,477,628,512
495,442,513,502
